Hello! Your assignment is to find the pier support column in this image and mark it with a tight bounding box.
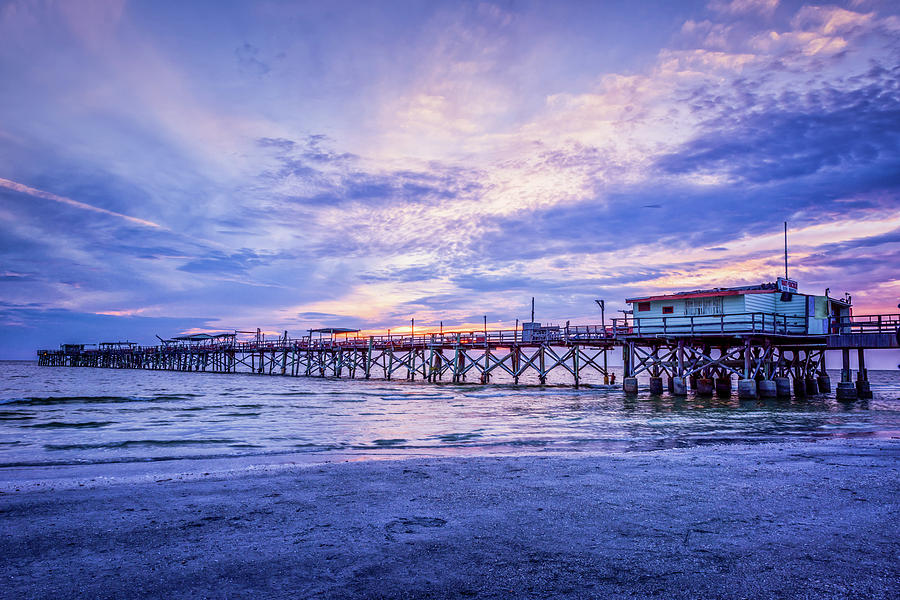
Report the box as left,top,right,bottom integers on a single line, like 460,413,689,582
737,379,757,399
856,348,872,399
623,341,637,395
836,348,857,400
385,348,393,380
603,347,609,385
572,345,580,388
758,380,777,398
715,376,732,398
696,377,714,396
805,376,819,396
512,347,520,385
648,376,663,395
774,377,792,398
672,340,686,396
539,346,546,385
623,377,638,395
817,353,831,393
429,349,439,382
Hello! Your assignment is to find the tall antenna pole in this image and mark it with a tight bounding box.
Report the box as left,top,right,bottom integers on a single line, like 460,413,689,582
531,297,535,323
784,221,788,279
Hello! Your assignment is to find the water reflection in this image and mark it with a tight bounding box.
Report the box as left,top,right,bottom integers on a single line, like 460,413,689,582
0,361,897,469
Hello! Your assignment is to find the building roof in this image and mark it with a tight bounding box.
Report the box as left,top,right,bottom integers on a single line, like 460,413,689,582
626,282,852,305
627,288,775,303
170,333,235,341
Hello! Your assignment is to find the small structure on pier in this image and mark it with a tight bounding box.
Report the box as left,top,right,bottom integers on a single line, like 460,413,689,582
165,333,236,347
99,342,136,350
625,278,852,336
308,328,360,344
618,277,892,401
520,322,561,343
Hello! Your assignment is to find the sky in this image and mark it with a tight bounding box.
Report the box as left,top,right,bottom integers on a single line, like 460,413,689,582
1,0,899,359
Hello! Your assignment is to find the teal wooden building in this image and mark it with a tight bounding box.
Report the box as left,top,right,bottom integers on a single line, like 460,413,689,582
624,278,852,336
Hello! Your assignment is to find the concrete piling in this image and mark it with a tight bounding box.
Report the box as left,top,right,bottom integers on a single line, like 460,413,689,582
856,349,873,399
672,377,687,396
774,377,791,398
715,377,732,398
856,380,872,399
696,378,714,396
623,377,638,395
757,380,777,398
648,376,664,396
805,376,819,396
817,375,831,394
737,379,757,399
836,382,857,401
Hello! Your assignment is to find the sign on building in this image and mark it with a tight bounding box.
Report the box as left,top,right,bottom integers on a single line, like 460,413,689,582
776,277,798,293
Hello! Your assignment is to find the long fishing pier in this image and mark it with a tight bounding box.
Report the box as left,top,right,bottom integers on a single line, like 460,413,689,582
38,311,899,401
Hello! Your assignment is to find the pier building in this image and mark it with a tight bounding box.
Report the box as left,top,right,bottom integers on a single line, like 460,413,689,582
625,278,851,336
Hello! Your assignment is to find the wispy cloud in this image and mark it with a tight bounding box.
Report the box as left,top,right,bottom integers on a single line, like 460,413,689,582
0,177,162,228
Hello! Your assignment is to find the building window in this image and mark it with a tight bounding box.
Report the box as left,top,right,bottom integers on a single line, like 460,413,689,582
638,302,651,312
684,297,723,316
662,306,674,314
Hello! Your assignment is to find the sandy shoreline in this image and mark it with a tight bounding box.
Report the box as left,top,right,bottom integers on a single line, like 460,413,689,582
2,439,899,599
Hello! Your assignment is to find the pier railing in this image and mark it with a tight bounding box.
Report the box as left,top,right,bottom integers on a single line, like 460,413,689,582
615,312,810,337
39,313,900,360
234,326,619,351
828,313,900,334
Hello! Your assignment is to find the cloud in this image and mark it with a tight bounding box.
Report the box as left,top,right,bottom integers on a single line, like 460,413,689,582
176,248,293,275
0,177,162,228
708,0,779,18
655,77,900,183
235,42,270,75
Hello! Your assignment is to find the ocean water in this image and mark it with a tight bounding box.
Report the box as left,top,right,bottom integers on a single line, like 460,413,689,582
1,361,898,469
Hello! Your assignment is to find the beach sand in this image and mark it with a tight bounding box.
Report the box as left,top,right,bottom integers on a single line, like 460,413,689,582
2,439,899,599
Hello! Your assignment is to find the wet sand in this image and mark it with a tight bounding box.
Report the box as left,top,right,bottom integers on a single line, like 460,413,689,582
2,439,899,599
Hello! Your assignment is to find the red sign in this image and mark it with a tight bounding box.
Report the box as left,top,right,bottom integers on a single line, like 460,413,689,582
777,277,798,293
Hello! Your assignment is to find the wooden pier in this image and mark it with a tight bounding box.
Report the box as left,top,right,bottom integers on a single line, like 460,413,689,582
37,312,898,399
38,326,618,386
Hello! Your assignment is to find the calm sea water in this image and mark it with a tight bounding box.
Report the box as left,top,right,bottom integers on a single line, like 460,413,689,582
1,361,898,469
